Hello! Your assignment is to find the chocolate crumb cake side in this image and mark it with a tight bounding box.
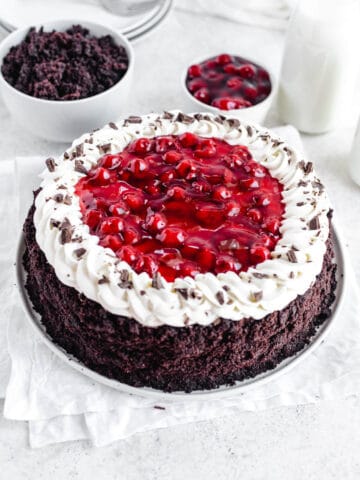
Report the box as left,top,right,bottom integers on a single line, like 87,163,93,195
23,112,337,392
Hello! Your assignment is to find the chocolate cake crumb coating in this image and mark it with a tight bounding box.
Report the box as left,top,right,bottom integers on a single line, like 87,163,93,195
23,204,337,393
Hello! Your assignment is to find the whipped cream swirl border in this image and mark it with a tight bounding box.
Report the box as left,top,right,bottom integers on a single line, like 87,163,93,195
33,112,330,327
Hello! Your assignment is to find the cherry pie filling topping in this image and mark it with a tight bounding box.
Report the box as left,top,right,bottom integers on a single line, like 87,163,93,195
186,54,271,110
75,134,284,281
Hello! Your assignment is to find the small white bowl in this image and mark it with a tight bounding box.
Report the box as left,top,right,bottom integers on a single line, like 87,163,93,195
181,54,276,124
0,20,134,143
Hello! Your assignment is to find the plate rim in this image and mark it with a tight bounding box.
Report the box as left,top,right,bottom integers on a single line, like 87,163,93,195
16,222,347,402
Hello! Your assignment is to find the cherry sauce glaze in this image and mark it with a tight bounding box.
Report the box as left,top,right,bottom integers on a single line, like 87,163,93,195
186,54,271,110
75,133,284,281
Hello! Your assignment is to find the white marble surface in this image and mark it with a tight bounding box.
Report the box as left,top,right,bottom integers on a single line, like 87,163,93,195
1,4,360,478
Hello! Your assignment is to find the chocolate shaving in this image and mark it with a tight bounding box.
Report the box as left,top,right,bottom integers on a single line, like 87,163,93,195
60,227,72,244
154,405,165,410
73,248,86,259
75,143,84,157
118,269,132,289
74,159,88,174
216,291,225,305
63,151,70,159
50,218,60,228
251,291,263,302
252,272,268,279
125,115,142,124
308,216,320,230
289,271,295,279
63,195,72,205
140,290,146,296
108,122,118,130
151,272,163,289
296,202,305,207
45,157,56,172
194,113,204,121
298,180,308,187
98,275,109,285
272,139,283,147
227,118,240,128
175,112,194,124
176,288,188,300
304,162,313,174
222,285,230,291
184,315,190,326
287,250,298,263
53,193,64,203
162,111,174,120
246,125,253,136
99,143,112,153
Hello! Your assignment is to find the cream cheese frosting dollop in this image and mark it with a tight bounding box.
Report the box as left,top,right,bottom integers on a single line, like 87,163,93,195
33,112,331,327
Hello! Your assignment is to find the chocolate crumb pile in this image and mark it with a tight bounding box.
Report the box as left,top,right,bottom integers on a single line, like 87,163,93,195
1,25,129,100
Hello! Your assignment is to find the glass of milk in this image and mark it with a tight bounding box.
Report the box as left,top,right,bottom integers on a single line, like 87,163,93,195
278,0,360,134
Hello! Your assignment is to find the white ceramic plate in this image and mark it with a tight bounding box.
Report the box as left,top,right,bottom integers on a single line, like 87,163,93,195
16,224,346,402
0,0,173,41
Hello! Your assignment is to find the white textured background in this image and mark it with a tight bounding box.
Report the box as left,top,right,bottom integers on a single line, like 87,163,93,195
1,3,360,478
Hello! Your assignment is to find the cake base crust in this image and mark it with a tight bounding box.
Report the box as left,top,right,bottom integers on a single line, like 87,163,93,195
23,204,337,393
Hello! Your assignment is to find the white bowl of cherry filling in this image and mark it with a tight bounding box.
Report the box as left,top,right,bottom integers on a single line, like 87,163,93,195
0,19,134,142
181,53,277,124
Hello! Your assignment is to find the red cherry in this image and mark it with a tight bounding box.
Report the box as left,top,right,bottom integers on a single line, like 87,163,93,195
197,248,216,269
188,64,202,77
179,132,199,148
258,68,270,81
258,81,271,96
85,209,102,229
243,84,258,100
164,150,182,164
124,191,145,211
192,179,212,194
194,87,210,104
213,185,231,200
176,159,197,178
145,212,167,232
101,234,123,251
157,227,186,247
160,169,176,183
145,180,161,195
101,154,122,169
217,54,232,65
119,245,139,265
128,157,149,176
250,245,270,263
180,261,200,278
263,217,280,234
136,254,158,276
223,63,237,74
195,139,217,158
225,200,241,217
123,227,141,245
181,242,200,259
237,64,256,79
131,138,153,155
195,204,224,228
100,217,124,235
91,167,111,186
226,77,243,89
155,136,174,153
239,178,259,190
247,208,262,223
168,185,187,200
109,202,128,216
205,60,217,69
215,254,240,273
